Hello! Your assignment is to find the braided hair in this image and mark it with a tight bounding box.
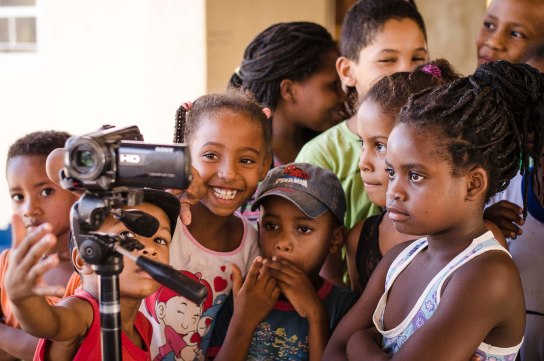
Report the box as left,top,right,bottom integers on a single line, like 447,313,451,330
173,87,272,154
398,61,544,218
229,21,337,116
340,0,426,61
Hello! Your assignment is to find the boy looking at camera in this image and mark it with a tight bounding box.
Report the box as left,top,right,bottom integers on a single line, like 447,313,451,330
207,163,358,361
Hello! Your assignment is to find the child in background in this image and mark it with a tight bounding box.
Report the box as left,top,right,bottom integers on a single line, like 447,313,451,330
230,22,345,168
296,0,428,285
324,61,538,361
346,60,508,294
208,163,358,361
482,46,544,360
476,0,544,66
145,89,270,361
0,131,80,360
296,0,428,231
5,190,180,361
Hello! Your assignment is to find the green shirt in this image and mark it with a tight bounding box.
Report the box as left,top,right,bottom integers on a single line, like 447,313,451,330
295,121,380,230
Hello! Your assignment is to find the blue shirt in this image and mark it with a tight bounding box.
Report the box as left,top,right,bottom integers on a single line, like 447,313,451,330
207,279,358,360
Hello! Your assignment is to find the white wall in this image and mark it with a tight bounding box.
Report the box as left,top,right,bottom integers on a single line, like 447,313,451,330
0,0,207,228
206,0,334,92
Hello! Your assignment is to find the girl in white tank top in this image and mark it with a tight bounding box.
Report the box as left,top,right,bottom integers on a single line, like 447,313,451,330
323,61,541,360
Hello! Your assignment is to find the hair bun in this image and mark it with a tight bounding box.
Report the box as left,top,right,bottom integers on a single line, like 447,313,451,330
472,60,543,107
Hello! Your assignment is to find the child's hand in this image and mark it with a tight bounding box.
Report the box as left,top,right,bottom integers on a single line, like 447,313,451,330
263,257,326,321
4,215,65,304
166,165,206,226
483,200,524,238
231,257,280,328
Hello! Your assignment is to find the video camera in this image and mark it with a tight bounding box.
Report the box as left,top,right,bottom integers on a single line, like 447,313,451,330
61,124,192,191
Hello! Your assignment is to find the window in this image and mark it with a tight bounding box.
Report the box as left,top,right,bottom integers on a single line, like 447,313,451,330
0,0,37,53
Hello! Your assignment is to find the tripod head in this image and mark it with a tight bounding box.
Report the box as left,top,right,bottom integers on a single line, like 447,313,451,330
70,188,208,305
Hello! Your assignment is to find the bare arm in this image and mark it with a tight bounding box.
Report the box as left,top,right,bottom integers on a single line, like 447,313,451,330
346,221,364,294
344,252,524,361
322,242,409,360
4,216,92,342
319,252,345,287
0,323,39,360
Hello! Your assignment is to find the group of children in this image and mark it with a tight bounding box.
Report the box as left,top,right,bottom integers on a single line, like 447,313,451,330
0,0,543,360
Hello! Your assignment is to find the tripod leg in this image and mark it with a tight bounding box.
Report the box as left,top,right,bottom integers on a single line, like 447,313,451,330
99,274,122,361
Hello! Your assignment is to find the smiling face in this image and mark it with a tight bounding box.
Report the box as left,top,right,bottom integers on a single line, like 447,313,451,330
259,196,343,279
351,18,427,95
160,295,202,334
189,110,270,217
357,100,396,207
384,124,469,236
7,155,79,240
476,0,544,65
96,203,172,299
289,49,346,132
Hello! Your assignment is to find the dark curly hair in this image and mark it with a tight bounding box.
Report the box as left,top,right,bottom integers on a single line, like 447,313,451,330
174,87,272,153
397,61,544,218
229,21,337,114
340,0,427,62
363,59,462,118
7,130,71,162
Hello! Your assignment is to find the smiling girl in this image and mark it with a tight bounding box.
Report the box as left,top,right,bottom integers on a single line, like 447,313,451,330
143,88,272,361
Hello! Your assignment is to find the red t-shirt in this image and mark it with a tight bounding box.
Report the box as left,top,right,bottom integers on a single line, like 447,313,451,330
34,289,152,361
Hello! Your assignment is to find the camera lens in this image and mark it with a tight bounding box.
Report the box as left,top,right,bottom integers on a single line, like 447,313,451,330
77,151,95,167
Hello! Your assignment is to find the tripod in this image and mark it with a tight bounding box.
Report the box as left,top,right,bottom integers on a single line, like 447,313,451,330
71,190,207,361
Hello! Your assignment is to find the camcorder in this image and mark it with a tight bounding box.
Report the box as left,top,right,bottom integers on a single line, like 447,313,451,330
60,125,207,361
61,124,192,191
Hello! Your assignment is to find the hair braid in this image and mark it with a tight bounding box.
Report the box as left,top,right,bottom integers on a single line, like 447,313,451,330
229,22,337,113
399,61,544,218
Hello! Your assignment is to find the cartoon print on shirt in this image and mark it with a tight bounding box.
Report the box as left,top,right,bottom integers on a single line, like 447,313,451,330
145,271,214,361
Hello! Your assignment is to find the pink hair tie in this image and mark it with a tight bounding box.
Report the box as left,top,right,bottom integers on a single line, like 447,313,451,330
181,101,194,112
262,108,271,119
422,65,442,79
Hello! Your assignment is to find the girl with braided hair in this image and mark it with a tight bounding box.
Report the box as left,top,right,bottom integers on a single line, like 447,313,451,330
230,21,346,166
345,59,508,296
324,60,543,360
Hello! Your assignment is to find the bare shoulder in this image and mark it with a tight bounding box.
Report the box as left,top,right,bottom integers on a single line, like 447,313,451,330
56,296,95,328
455,249,521,294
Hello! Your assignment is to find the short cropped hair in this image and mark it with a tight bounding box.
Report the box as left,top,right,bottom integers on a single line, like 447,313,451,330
7,131,71,162
340,0,427,61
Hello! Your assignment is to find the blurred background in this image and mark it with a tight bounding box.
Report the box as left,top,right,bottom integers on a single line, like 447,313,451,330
0,0,488,250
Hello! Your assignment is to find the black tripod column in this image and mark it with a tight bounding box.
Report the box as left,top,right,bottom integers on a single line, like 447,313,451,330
94,253,124,361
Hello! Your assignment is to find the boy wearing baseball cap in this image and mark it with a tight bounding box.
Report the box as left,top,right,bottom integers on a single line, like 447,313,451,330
207,163,359,361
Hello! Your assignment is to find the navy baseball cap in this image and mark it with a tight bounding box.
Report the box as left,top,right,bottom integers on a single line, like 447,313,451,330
251,163,347,225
